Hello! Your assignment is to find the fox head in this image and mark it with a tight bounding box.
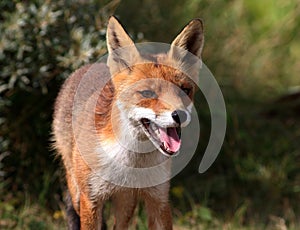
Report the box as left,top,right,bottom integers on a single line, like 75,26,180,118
104,16,204,157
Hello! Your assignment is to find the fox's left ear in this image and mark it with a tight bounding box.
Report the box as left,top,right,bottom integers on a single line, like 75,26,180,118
169,19,204,61
106,16,140,75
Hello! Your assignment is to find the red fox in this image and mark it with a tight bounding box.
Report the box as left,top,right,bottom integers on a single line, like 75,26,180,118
52,16,204,229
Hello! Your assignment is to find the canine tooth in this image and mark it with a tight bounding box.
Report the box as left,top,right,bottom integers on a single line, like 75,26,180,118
150,122,157,131
154,128,160,136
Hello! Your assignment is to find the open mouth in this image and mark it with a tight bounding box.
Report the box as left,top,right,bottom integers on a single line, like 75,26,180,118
140,118,181,156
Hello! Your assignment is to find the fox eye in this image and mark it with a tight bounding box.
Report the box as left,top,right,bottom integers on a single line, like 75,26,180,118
179,87,192,97
139,90,157,98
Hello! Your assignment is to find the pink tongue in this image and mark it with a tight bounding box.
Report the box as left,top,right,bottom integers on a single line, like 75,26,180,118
159,127,181,153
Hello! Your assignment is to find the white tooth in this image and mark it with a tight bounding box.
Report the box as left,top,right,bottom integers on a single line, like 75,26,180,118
155,129,159,136
151,122,158,131
164,143,169,151
150,122,155,130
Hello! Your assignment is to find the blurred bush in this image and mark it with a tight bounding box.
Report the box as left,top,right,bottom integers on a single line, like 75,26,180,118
116,0,300,97
0,0,116,207
116,0,300,226
0,0,299,227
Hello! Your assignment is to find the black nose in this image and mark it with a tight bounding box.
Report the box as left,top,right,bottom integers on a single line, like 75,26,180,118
171,110,187,125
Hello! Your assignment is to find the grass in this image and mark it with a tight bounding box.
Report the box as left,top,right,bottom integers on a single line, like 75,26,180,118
1,0,299,229
1,85,299,230
0,201,298,230
0,202,64,230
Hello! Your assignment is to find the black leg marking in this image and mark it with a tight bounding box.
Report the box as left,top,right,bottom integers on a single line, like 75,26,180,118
64,190,80,230
101,205,107,230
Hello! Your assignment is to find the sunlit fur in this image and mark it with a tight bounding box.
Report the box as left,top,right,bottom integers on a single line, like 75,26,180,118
52,16,204,230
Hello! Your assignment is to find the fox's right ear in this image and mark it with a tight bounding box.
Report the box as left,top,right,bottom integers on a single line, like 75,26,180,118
168,19,204,82
106,16,140,75
170,19,204,59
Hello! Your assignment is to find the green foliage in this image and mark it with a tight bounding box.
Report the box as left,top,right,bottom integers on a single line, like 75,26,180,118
116,0,300,227
0,0,115,208
117,0,300,97
1,0,300,229
0,201,65,229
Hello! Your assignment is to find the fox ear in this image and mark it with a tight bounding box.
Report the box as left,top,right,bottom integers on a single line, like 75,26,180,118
106,16,139,74
169,19,204,60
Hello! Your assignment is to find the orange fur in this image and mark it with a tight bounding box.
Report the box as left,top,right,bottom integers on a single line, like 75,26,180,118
52,16,204,229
